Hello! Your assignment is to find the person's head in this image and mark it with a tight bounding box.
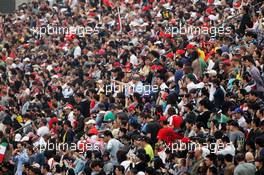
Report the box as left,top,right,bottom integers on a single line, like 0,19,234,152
114,165,125,175
205,154,216,167
224,154,233,165
140,136,149,147
233,108,242,120
245,152,254,163
235,153,245,163
194,148,203,160
17,142,24,152
39,118,47,127
28,167,37,175
194,122,203,133
251,118,260,128
63,120,71,131
207,166,218,175
256,108,264,120
221,135,230,145
248,91,258,101
185,118,194,129
255,136,264,149
91,160,103,172
156,74,165,85
242,55,255,67
41,164,50,174
255,156,264,169
229,120,239,131
103,130,113,142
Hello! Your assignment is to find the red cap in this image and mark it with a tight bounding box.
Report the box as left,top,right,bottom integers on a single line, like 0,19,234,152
128,105,136,111
159,116,167,121
165,33,172,38
206,7,213,14
142,5,151,11
151,65,163,71
0,105,6,111
166,52,174,59
113,62,121,68
181,137,191,143
159,31,165,38
98,49,105,55
162,92,169,100
88,128,99,135
233,2,241,8
186,43,195,49
176,50,185,55
172,115,183,128
65,104,74,110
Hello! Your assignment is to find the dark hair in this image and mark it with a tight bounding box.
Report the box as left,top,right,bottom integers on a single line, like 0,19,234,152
222,135,230,143
208,166,218,175
235,153,245,162
242,55,255,65
195,122,203,130
91,160,103,169
116,150,127,164
206,153,217,162
255,156,264,164
114,165,125,174
255,137,264,147
42,164,50,172
104,130,113,138
224,154,233,162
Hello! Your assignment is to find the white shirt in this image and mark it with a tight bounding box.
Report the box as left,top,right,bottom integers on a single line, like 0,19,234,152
73,46,81,59
37,126,50,137
238,117,247,130
216,143,236,156
160,82,168,91
130,54,138,66
187,82,204,92
62,85,74,98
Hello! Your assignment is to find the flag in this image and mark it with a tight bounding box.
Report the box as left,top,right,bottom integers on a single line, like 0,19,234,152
102,0,114,8
0,142,8,163
197,48,207,72
117,7,122,32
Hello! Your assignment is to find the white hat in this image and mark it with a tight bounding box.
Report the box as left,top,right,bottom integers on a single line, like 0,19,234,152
15,133,22,142
85,119,96,125
51,75,59,79
23,57,30,62
97,79,103,84
205,70,217,76
32,163,40,168
21,136,30,142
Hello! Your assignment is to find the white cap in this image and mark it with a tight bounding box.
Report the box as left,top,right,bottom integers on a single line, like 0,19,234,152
15,133,22,142
97,80,103,84
23,58,30,62
206,70,217,76
32,163,40,168
85,119,96,125
21,136,30,142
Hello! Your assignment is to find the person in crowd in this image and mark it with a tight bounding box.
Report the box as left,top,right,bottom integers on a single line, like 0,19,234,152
0,0,264,175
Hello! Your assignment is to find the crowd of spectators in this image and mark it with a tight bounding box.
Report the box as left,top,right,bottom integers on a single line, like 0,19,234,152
0,0,264,175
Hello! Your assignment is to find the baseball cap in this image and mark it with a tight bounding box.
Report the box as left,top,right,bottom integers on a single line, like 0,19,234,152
233,107,243,113
85,119,96,125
